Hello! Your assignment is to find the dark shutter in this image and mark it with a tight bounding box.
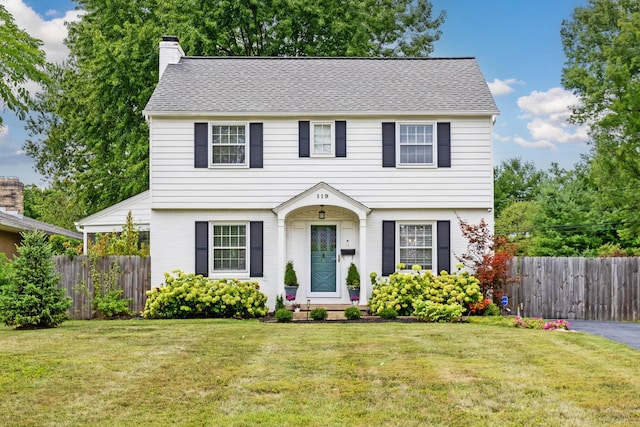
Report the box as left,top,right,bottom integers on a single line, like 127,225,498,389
437,220,451,274
249,221,263,277
195,221,209,276
382,122,396,167
299,121,310,157
382,220,396,276
437,122,451,168
249,123,263,168
335,121,347,157
194,123,208,168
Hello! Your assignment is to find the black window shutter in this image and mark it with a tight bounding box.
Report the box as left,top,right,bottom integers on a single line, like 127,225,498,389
437,220,451,274
249,221,264,277
299,121,310,157
437,122,451,168
195,221,209,276
335,121,347,157
194,123,208,168
249,123,263,168
382,220,396,276
382,122,396,167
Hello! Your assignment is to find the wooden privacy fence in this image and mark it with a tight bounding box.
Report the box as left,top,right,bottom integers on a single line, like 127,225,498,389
504,257,640,321
54,256,151,320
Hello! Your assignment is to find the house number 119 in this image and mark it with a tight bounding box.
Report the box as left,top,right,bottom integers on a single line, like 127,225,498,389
317,193,329,199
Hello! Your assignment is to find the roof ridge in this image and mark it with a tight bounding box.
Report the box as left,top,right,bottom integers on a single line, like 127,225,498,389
181,56,476,61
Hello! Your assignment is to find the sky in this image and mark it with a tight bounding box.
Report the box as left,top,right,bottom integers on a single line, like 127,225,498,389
0,0,590,186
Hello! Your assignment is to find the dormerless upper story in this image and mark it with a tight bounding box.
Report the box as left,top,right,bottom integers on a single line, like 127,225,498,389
143,43,499,210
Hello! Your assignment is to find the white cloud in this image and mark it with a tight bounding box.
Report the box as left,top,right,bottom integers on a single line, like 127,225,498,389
508,87,590,151
487,78,523,96
2,0,84,64
492,132,511,143
0,124,8,139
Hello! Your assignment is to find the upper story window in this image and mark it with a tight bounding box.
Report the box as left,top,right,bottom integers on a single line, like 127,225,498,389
312,122,334,156
398,123,434,166
212,223,247,272
398,223,434,270
211,124,247,165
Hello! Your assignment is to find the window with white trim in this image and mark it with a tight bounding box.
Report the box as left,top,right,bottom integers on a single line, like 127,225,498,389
398,223,434,269
398,123,434,165
312,122,333,156
211,124,247,165
212,224,247,272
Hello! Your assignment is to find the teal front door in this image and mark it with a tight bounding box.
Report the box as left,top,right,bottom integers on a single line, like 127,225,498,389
310,225,337,294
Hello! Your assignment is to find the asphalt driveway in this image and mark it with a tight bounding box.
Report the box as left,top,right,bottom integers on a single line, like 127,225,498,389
568,320,640,350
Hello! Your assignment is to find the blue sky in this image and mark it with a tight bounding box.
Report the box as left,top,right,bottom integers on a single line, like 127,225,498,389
1,0,590,186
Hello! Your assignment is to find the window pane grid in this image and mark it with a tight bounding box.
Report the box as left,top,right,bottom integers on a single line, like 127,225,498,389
313,123,332,154
399,224,433,269
399,124,433,165
213,225,246,271
211,125,246,164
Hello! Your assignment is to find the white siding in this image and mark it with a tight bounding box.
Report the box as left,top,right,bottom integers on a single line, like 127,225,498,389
150,207,492,309
77,191,150,231
149,117,494,210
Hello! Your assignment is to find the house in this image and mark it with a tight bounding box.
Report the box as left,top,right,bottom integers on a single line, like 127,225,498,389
140,36,499,308
75,190,150,254
0,177,82,258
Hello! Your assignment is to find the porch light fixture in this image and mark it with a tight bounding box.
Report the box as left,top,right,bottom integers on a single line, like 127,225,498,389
318,205,326,220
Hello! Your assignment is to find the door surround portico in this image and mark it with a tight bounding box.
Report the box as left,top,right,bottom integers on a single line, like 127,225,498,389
272,182,371,302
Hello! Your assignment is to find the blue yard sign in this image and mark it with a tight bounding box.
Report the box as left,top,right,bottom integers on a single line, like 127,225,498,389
501,295,508,306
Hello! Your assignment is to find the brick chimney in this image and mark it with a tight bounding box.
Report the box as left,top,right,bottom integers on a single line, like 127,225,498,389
0,177,24,215
159,35,184,80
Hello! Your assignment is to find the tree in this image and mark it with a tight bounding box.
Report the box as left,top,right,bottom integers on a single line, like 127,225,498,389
561,0,640,244
494,200,538,255
456,215,516,300
493,158,546,217
25,0,446,215
0,5,49,126
0,231,71,328
23,181,86,231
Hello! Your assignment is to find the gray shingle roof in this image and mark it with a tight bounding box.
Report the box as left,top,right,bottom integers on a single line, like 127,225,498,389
144,57,499,115
0,211,82,240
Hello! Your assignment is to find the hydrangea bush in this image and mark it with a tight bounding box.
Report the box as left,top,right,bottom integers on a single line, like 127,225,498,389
143,270,268,319
369,265,483,318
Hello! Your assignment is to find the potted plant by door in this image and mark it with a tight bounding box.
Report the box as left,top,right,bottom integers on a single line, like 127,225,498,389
346,262,360,302
284,261,299,299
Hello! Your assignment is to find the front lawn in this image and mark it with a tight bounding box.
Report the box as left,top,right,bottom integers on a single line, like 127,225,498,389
1,320,638,426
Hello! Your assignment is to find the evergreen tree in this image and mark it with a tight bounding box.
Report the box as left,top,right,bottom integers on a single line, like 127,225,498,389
0,231,71,328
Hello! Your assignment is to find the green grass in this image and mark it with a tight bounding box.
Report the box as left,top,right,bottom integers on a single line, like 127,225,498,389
1,319,639,426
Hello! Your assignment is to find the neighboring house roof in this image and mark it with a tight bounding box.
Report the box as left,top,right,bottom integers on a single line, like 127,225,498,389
75,190,150,232
0,210,82,240
144,57,500,116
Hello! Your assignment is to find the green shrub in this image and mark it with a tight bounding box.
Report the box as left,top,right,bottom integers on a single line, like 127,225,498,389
344,306,361,320
0,231,71,328
378,307,398,320
143,270,268,319
49,234,82,257
369,268,482,316
414,300,464,323
93,289,132,319
483,303,501,316
346,263,360,290
275,308,293,323
310,307,328,321
275,294,285,310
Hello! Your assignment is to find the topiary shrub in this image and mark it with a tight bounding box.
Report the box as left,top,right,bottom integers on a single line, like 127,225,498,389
344,306,361,320
0,231,71,328
310,307,328,321
378,307,398,320
275,308,293,323
143,270,268,319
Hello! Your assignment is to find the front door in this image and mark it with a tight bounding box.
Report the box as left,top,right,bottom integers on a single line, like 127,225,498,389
310,225,337,295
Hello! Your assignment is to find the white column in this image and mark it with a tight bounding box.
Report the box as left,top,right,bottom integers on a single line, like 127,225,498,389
277,216,286,296
359,214,367,304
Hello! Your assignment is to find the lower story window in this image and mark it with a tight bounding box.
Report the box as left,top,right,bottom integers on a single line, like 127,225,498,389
398,223,433,269
213,224,247,271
